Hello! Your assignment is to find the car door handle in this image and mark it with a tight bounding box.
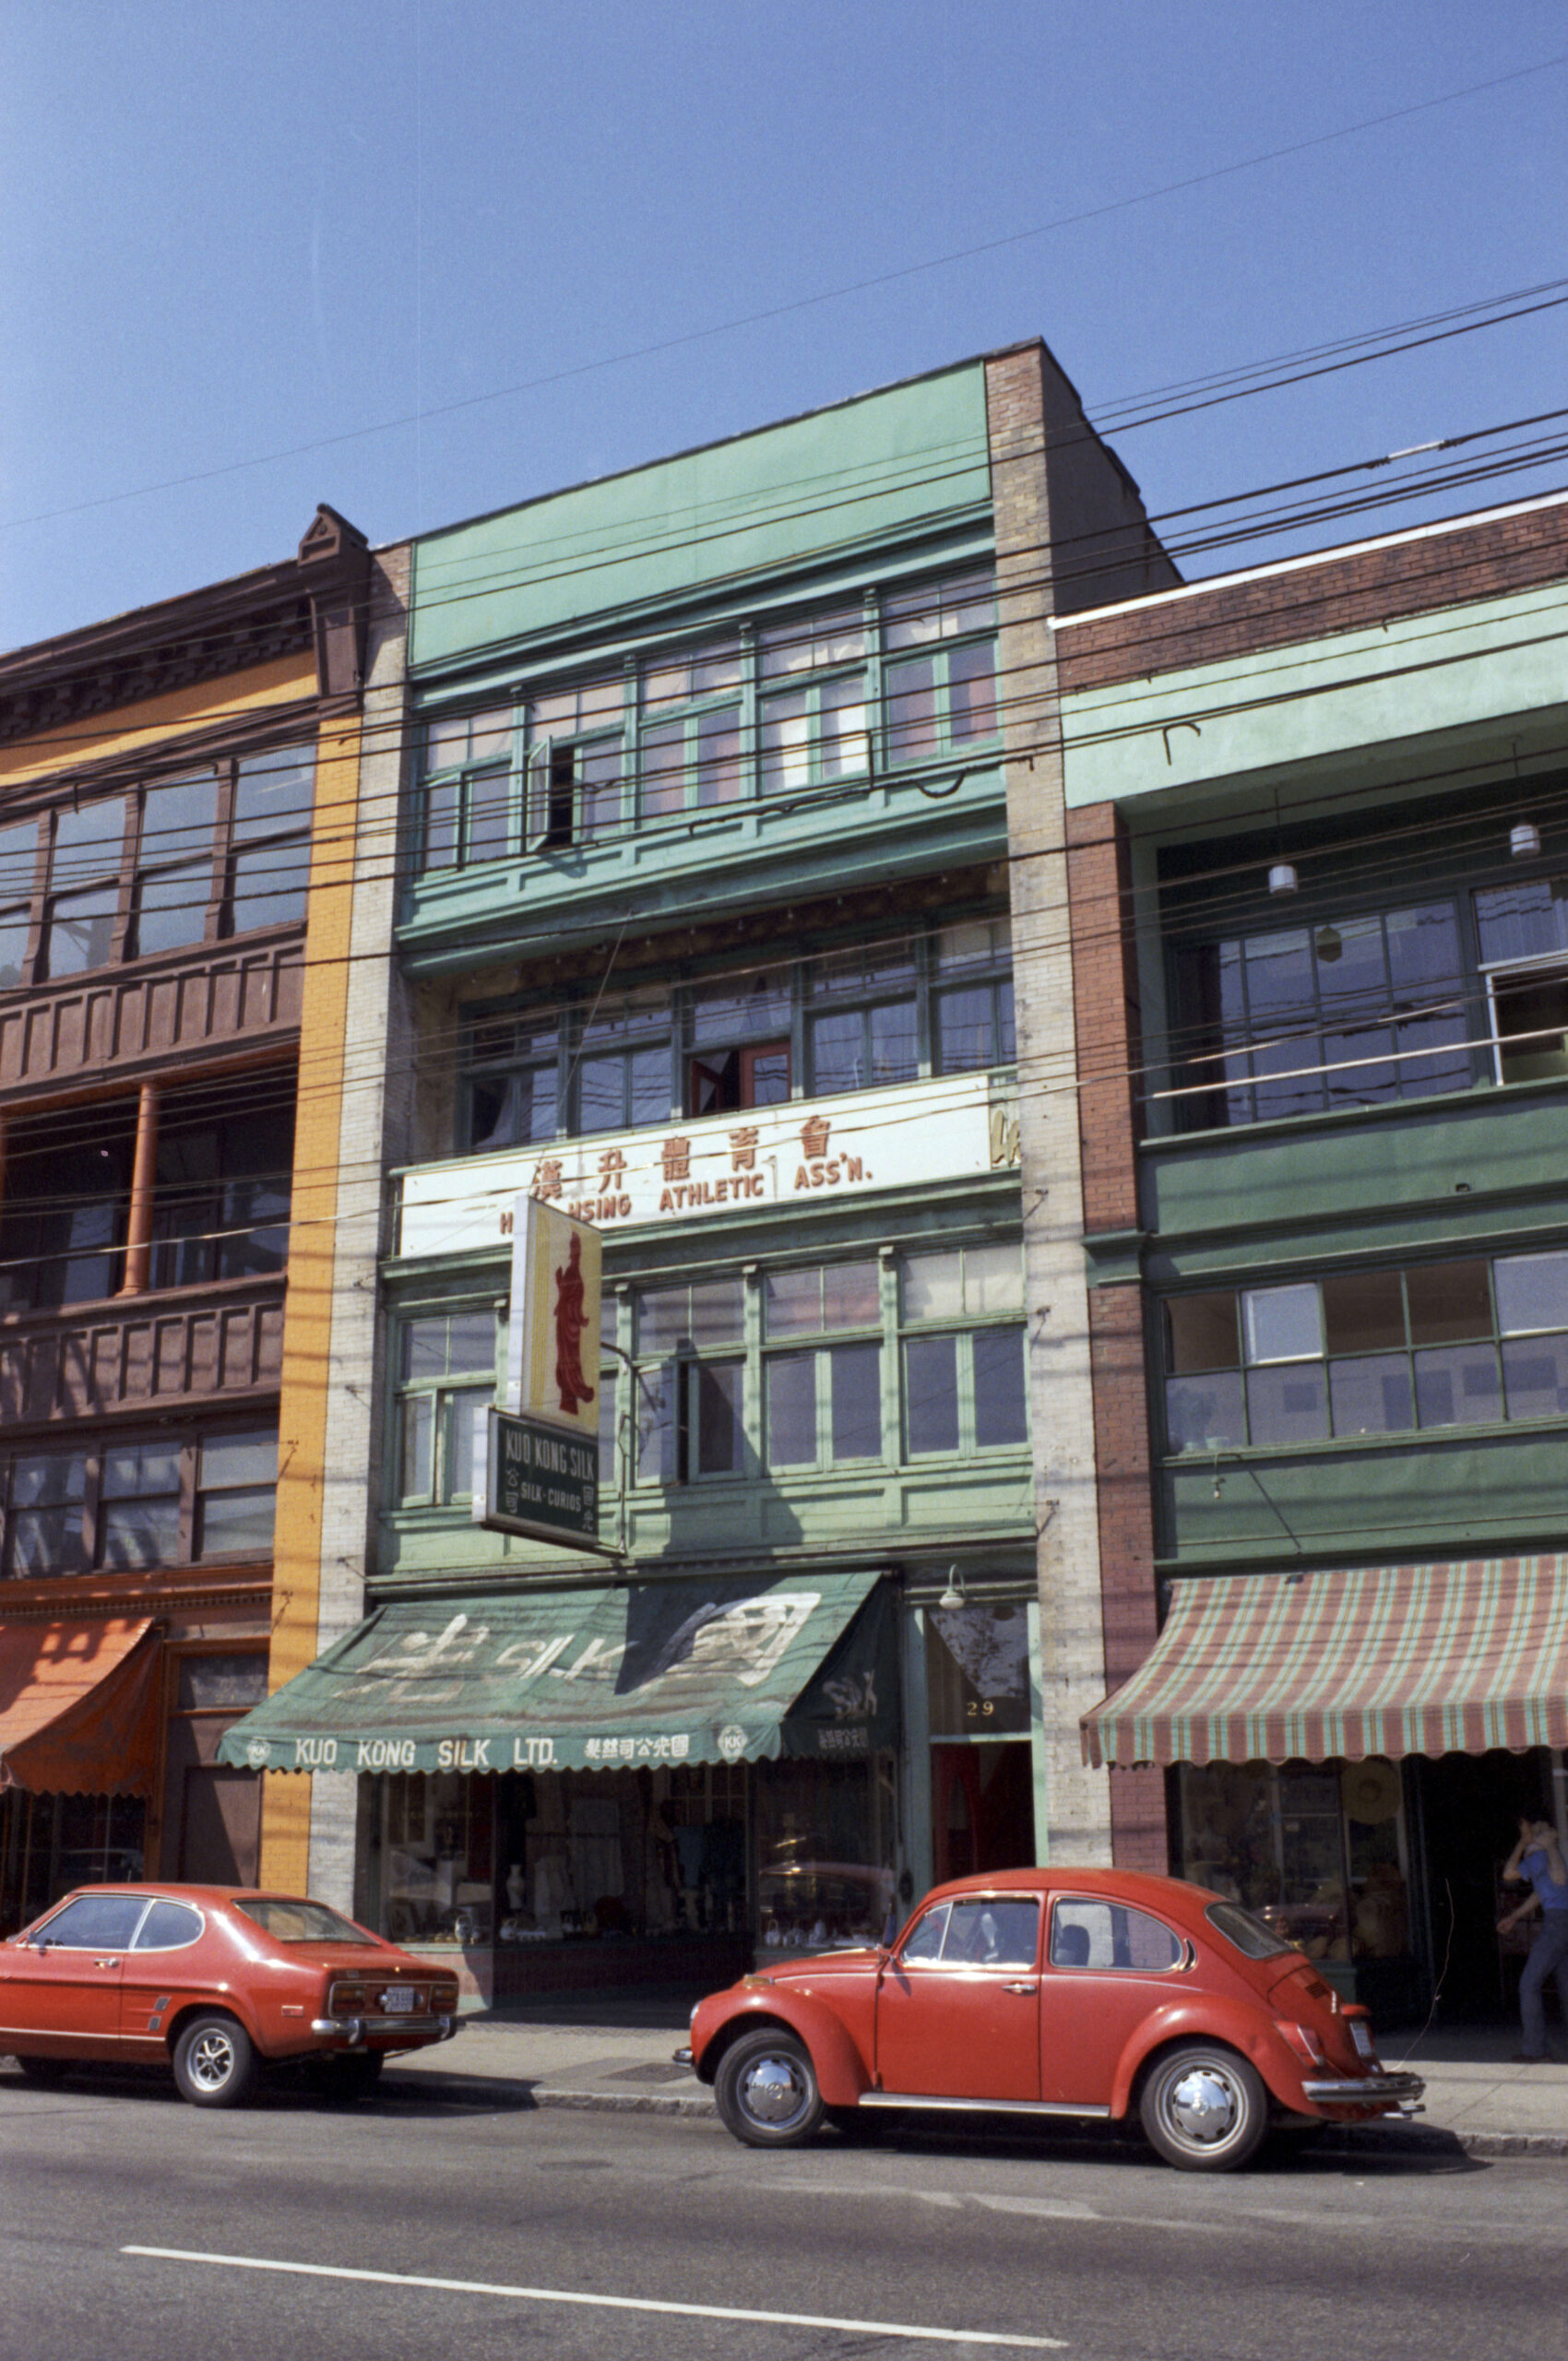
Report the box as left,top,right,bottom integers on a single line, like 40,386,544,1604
94,1957,121,1969
1004,1980,1038,1995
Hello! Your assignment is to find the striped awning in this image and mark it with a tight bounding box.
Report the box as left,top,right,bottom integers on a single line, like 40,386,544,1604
1081,1559,1568,1768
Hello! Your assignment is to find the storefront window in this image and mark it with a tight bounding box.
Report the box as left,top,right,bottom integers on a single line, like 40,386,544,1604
1177,1758,1410,1969
0,1788,147,1935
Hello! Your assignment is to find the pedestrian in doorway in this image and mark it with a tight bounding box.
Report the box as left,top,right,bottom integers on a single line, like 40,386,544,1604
1498,1816,1568,2062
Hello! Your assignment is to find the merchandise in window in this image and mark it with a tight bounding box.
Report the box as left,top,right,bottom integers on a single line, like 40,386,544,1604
763,1261,882,1469
1179,1759,1411,1968
1162,1248,1568,1453
900,1245,1028,1456
1168,899,1472,1131
884,569,998,764
394,1308,498,1505
0,1424,278,1578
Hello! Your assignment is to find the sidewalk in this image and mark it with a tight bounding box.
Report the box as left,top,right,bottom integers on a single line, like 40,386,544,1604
381,1995,1568,2157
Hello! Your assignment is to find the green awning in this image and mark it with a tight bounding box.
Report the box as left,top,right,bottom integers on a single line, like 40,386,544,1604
219,1572,896,1776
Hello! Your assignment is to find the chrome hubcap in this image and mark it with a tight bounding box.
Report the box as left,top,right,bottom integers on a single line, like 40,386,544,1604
190,2033,235,2091
1166,2066,1239,2145
740,2055,806,2127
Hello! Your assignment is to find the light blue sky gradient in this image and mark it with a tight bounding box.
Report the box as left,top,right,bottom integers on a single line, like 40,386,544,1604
2,1,1564,651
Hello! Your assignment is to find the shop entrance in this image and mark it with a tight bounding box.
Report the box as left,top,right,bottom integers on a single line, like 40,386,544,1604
932,1742,1035,1883
1417,1750,1555,2023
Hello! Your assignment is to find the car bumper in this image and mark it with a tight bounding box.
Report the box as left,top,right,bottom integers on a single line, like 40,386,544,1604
1300,2069,1425,2114
310,2014,458,2046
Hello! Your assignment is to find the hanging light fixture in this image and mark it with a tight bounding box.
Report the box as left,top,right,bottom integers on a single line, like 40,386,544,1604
1512,822,1542,860
1267,790,1297,895
938,1567,966,1610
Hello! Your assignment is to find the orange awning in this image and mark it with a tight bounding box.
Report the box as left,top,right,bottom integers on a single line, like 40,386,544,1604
0,1617,162,1796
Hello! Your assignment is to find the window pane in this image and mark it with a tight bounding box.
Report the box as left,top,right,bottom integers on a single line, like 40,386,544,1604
1165,1371,1246,1453
177,1654,267,1708
964,1245,1023,1317
822,1262,880,1329
1165,1293,1241,1373
53,797,126,875
10,1506,88,1574
0,906,30,990
1329,1355,1414,1437
830,1342,882,1458
1494,1252,1568,1336
935,984,997,1073
45,884,118,976
447,1311,497,1372
580,743,622,838
401,1317,449,1381
902,1903,950,1963
766,1353,817,1465
810,1008,865,1092
640,718,685,818
135,1900,204,1951
578,1054,627,1133
469,708,514,759
196,1487,275,1557
1323,1271,1406,1356
446,1390,488,1498
0,819,37,899
948,639,997,741
687,1278,744,1347
869,998,919,1083
199,1430,278,1489
233,746,315,839
232,838,309,931
905,1334,958,1453
1475,876,1568,965
766,1268,821,1336
692,969,792,1045
1406,1262,1491,1346
695,1360,743,1476
399,1394,434,1497
1245,1365,1329,1444
973,1326,1028,1447
423,777,458,871
101,1497,182,1569
885,657,937,759
13,1451,88,1506
947,1898,1038,1966
636,1288,690,1355
1493,975,1568,1083
820,674,868,774
1415,1344,1502,1428
143,773,219,860
762,690,810,792
1242,1284,1322,1364
636,1363,677,1483
135,860,211,956
1503,1335,1568,1419
465,767,510,863
903,1251,963,1323
627,1045,671,1127
102,1442,181,1498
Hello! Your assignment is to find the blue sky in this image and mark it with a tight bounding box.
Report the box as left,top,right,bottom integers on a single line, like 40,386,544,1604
2,1,1564,651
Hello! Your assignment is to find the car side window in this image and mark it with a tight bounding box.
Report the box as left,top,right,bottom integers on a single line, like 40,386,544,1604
132,1900,204,1952
945,1899,1039,1966
1050,1898,1182,1972
36,1894,148,1950
900,1903,951,1963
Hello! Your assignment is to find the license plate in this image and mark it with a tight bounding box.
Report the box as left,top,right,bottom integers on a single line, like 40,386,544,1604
1350,2020,1376,2060
380,1987,418,2013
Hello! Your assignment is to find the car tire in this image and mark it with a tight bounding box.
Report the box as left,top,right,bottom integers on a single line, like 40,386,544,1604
172,2013,255,2108
1138,2042,1269,2173
714,2029,825,2148
15,2055,70,2088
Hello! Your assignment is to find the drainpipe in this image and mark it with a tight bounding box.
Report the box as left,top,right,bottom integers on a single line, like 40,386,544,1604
118,1081,160,1296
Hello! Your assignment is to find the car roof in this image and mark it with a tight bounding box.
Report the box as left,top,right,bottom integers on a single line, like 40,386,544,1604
919,1867,1217,1918
51,1884,320,1907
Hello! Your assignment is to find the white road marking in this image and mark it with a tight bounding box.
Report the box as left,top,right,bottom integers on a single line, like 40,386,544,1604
122,2246,1067,2349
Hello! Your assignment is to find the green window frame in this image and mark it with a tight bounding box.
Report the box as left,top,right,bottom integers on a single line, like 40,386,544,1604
762,1259,885,1471
393,1308,499,1506
899,1244,1028,1458
883,568,998,766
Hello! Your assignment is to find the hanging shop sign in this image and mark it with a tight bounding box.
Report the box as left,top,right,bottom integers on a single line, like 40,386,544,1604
397,1071,1020,1259
505,1200,602,1432
471,1406,608,1553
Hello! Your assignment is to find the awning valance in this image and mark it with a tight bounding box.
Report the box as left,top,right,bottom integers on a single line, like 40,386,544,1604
1082,1558,1568,1768
219,1572,895,1776
0,1617,162,1796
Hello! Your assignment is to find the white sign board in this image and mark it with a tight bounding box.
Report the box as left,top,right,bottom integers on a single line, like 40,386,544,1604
398,1073,1018,1259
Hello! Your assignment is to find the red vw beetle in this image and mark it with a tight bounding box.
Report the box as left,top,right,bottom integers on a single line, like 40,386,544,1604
683,1868,1424,2171
1,1885,460,2106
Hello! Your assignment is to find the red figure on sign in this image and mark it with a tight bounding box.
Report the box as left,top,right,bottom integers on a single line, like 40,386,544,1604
553,1231,596,1418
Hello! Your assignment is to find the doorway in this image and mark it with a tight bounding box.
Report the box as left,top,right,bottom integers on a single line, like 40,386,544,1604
1417,1750,1553,2022
932,1742,1035,1884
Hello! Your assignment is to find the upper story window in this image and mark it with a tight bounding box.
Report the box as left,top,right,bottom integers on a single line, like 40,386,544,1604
411,567,999,872
0,742,316,996
1475,875,1568,1083
0,1419,279,1579
456,911,1013,1152
1161,1248,1568,1454
394,1308,498,1507
900,1245,1028,1455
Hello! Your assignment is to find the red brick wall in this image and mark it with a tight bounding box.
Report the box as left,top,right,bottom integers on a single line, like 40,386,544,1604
1058,498,1568,693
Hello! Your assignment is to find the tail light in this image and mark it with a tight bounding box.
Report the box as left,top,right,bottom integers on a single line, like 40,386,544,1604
1276,2020,1327,2067
328,1980,369,2017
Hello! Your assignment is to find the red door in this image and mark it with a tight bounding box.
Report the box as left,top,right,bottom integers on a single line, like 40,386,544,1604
0,1892,147,2054
1037,1893,1187,2107
875,1893,1040,2100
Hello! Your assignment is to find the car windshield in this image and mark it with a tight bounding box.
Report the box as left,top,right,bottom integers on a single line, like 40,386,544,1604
1204,1899,1296,1960
236,1897,374,1944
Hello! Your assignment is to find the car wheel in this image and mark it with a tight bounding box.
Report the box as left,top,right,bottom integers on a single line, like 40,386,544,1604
309,2050,385,2101
172,2013,255,2108
714,2030,825,2148
15,2056,70,2088
1138,2042,1268,2172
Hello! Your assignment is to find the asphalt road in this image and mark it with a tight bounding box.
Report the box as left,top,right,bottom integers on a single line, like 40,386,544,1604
2,2057,1563,2361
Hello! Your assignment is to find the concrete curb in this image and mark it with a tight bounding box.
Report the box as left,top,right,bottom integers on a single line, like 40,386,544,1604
388,2068,1568,2153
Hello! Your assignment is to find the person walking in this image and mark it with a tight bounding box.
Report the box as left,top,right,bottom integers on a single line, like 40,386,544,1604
1498,1815,1568,2063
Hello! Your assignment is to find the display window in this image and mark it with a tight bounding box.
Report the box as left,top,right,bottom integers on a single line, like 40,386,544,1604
1177,1758,1410,1967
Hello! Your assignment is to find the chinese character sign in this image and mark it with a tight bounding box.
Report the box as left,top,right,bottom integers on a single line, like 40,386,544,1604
506,1200,603,1436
